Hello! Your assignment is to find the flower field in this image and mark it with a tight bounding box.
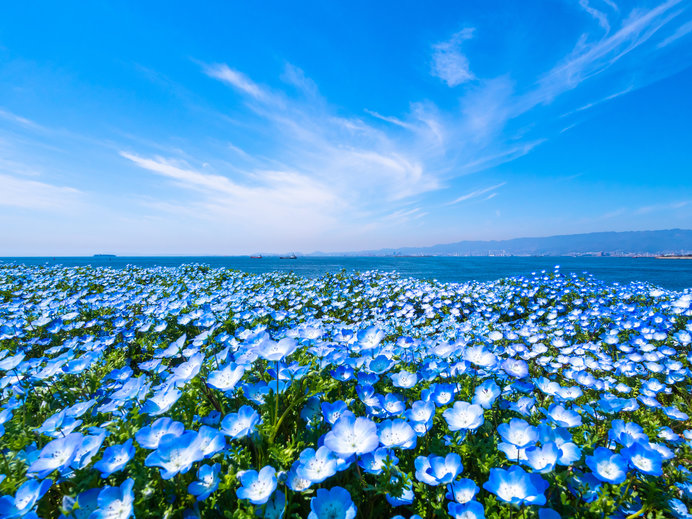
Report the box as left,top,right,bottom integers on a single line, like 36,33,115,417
0,263,691,519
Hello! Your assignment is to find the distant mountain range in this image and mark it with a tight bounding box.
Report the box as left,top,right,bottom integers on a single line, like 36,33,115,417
308,229,692,257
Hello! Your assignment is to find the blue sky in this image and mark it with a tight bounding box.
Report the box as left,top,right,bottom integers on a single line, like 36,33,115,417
1,1,691,255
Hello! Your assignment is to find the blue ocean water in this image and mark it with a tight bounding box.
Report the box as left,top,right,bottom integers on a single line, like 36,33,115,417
2,256,691,291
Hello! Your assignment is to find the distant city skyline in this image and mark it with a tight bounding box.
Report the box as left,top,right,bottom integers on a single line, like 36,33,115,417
1,1,691,255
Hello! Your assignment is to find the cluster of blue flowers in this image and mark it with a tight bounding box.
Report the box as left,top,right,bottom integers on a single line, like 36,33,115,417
0,263,691,518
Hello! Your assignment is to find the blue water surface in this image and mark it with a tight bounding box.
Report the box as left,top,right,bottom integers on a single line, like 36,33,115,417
2,256,691,291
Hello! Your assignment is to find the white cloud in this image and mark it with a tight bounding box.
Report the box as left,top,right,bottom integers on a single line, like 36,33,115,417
203,64,269,101
538,0,684,101
447,182,506,205
0,174,81,210
431,28,476,87
579,0,611,33
658,19,692,47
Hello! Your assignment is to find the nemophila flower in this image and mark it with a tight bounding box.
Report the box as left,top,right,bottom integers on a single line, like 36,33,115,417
358,447,399,475
243,382,271,405
497,418,538,449
545,404,582,428
483,465,549,506
585,447,628,484
390,370,418,389
608,420,647,447
27,432,83,479
261,491,286,519
446,478,480,503
141,384,182,416
498,442,528,463
220,405,261,440
145,431,205,479
464,345,497,368
286,461,312,492
193,426,226,458
670,498,692,519
448,500,485,519
322,401,350,425
188,463,220,501
206,362,246,392
324,414,379,458
62,487,100,518
443,402,485,432
509,397,536,417
70,429,107,471
378,419,417,450
384,393,406,416
0,478,52,517
415,453,463,485
308,486,356,519
93,439,135,478
472,380,501,409
136,417,184,449
236,466,277,505
621,441,664,476
90,478,135,519
367,354,395,375
525,442,559,473
296,446,338,484
257,337,298,362
502,358,529,379
429,383,456,407
664,406,690,421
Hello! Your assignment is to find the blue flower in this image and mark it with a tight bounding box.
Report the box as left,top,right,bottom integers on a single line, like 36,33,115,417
324,414,379,458
90,478,135,519
483,465,549,506
296,446,338,484
236,466,277,505
472,380,501,409
448,501,485,519
220,405,261,440
308,486,356,519
443,402,485,432
0,478,52,517
206,362,246,392
525,442,559,474
621,441,663,476
93,439,135,478
358,447,399,475
321,401,350,425
497,418,538,449
188,463,220,501
390,370,418,389
145,431,205,479
545,404,582,428
415,453,463,485
257,337,298,362
141,384,182,416
27,433,83,479
446,478,480,503
135,417,184,449
378,419,417,450
585,447,628,484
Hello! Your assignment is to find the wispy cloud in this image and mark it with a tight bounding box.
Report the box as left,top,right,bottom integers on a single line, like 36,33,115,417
204,64,270,101
658,19,692,47
431,28,476,87
447,182,506,205
0,174,81,210
579,0,611,33
536,0,684,102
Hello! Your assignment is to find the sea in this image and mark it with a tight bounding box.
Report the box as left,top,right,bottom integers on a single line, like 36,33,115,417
2,256,691,291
